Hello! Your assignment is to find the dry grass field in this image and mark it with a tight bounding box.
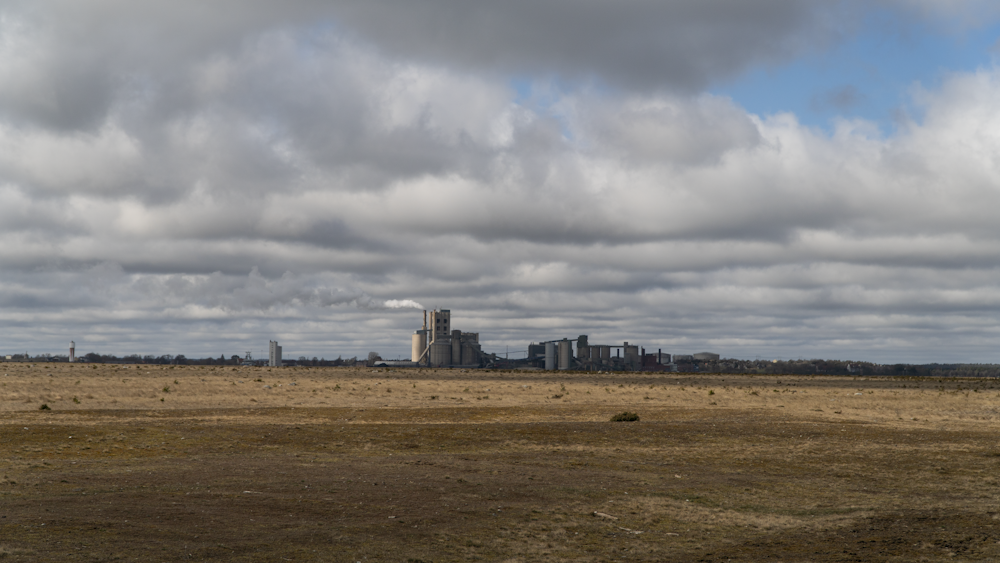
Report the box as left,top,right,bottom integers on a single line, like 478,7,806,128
3,364,1000,561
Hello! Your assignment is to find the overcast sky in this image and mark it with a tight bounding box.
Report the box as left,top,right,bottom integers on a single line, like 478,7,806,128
3,0,1000,363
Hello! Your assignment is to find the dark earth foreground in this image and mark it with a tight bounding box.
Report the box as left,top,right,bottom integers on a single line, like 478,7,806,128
3,370,1000,562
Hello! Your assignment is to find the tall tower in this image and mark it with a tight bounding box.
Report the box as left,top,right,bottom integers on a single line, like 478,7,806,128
69,341,75,363
411,310,428,363
429,309,451,343
268,341,282,367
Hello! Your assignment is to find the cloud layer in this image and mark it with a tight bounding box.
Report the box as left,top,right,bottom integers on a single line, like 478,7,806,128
2,1,1000,362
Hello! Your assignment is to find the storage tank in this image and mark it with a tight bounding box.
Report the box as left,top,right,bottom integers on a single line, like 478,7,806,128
558,339,572,370
461,342,480,366
600,345,611,364
590,346,600,361
411,330,427,363
545,342,556,370
451,329,462,365
624,344,640,369
577,335,588,359
429,341,451,367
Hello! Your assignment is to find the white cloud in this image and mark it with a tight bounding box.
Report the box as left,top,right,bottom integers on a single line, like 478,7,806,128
2,2,1000,362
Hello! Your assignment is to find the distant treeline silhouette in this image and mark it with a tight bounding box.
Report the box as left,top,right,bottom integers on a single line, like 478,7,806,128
695,359,1000,378
2,353,359,367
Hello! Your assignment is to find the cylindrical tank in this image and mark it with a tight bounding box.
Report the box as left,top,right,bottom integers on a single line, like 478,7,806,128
625,345,640,369
411,331,427,363
558,339,571,370
69,341,75,363
545,342,556,371
429,341,451,367
600,346,611,364
590,346,600,361
461,343,479,366
451,329,462,366
576,335,588,359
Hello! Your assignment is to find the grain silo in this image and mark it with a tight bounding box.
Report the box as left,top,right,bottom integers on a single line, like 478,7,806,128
545,342,556,370
429,341,451,367
558,339,572,370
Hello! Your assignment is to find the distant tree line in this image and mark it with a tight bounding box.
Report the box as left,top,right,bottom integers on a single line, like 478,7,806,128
693,359,1000,378
6,352,1000,377
2,352,364,367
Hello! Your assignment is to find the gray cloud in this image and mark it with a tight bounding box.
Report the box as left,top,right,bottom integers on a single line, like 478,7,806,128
2,2,1000,362
326,0,850,92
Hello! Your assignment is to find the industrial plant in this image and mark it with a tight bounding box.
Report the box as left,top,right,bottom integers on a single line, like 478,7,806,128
410,309,485,368
18,314,716,371
405,309,715,371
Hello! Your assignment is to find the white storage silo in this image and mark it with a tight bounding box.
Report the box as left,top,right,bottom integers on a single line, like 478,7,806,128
558,339,571,370
411,330,427,363
545,342,556,370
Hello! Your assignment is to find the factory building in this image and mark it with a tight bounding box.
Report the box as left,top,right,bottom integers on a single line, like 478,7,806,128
412,309,484,367
269,340,282,367
528,337,643,371
404,308,717,371
527,335,717,372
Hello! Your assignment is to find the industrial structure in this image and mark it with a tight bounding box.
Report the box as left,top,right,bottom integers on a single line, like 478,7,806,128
412,309,484,367
269,340,282,367
526,337,674,371
405,309,716,371
69,341,75,363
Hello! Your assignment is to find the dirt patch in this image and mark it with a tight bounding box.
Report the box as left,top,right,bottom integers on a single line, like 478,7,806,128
2,367,1000,561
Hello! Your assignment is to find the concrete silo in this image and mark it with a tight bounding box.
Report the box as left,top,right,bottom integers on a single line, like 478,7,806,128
599,345,611,365
545,342,556,370
624,342,639,370
411,330,427,362
451,329,463,365
429,341,451,367
558,339,572,370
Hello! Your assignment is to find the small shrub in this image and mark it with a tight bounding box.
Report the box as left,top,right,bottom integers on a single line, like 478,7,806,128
72,397,80,404
39,403,51,411
611,411,639,422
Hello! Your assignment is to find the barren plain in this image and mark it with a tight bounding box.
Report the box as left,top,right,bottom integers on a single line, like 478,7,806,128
3,364,1000,561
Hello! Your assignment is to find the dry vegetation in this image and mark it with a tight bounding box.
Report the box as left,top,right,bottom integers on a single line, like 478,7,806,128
3,364,1000,561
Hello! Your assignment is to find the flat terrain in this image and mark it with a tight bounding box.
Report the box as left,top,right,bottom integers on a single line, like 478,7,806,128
3,364,1000,561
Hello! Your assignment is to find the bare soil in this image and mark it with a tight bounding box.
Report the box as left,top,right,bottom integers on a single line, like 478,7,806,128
3,364,1000,561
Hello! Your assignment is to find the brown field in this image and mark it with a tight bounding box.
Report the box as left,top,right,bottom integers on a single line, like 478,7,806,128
3,364,1000,562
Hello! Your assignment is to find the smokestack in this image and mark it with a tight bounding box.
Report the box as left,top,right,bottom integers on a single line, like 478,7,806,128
423,309,427,330
69,341,75,363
